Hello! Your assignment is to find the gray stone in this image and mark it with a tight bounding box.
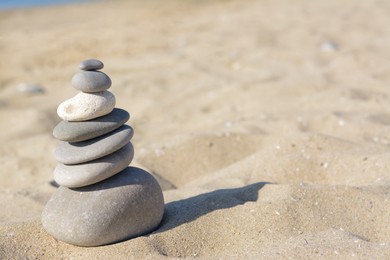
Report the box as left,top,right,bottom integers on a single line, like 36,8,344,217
42,167,164,247
53,108,130,142
72,71,112,93
17,83,45,95
54,143,134,188
54,125,133,164
57,91,115,121
79,59,104,71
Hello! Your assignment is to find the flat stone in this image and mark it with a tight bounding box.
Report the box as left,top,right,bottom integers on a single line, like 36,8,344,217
72,71,111,93
57,91,115,121
54,143,134,188
53,108,129,142
54,125,133,164
79,59,104,71
42,167,164,247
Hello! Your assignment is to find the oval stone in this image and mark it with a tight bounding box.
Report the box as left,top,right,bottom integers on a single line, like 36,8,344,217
53,108,130,142
54,125,133,164
54,142,134,188
72,71,112,93
57,91,115,121
42,167,165,247
79,59,104,71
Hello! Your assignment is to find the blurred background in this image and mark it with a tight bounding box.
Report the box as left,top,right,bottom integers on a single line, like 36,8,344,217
0,0,92,9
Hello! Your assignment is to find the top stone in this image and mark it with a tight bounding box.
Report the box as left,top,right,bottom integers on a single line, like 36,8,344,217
79,59,104,71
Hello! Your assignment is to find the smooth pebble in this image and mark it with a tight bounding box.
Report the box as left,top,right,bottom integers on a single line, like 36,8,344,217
18,83,45,95
57,91,115,121
72,71,111,92
53,108,129,142
42,167,164,247
54,143,134,188
54,125,133,164
79,59,104,71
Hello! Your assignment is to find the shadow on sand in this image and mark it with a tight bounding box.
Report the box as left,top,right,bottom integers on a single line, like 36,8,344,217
155,182,270,233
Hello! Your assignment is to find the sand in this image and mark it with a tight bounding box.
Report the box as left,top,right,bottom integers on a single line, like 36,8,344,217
1,0,390,258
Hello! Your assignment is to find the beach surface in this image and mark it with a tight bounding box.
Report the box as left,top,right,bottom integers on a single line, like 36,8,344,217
1,0,390,258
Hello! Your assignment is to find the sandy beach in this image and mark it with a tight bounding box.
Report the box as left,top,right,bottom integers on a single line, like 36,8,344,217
1,0,390,258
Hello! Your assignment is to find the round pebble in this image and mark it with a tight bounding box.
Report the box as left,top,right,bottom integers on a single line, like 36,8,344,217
57,91,115,121
53,108,129,142
54,143,134,188
79,59,104,71
42,167,165,247
54,125,133,165
72,71,112,93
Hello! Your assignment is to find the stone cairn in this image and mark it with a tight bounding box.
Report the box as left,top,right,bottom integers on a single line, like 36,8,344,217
42,59,164,247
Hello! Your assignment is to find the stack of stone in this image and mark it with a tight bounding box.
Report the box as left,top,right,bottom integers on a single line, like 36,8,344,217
42,59,164,247
53,59,133,187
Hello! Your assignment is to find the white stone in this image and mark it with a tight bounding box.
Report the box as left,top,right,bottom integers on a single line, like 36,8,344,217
57,91,115,121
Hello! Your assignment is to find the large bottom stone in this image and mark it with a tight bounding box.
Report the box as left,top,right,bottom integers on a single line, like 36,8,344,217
42,167,164,247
